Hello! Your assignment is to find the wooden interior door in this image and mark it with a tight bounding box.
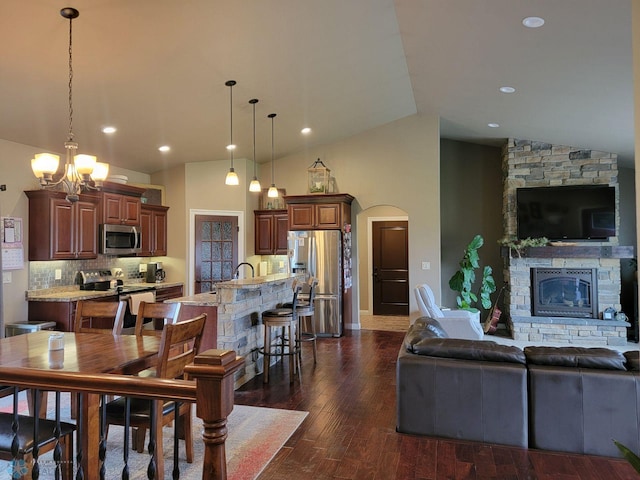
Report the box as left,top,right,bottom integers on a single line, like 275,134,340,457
194,215,238,294
372,220,409,315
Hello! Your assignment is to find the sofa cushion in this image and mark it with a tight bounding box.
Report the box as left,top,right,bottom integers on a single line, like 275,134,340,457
624,351,639,371
524,346,627,370
404,317,449,351
411,338,526,364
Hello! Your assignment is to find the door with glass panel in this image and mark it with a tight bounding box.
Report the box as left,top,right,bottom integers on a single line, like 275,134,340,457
194,215,238,294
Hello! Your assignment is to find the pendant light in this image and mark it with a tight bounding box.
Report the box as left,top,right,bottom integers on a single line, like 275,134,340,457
31,7,109,202
267,113,279,198
248,98,261,192
224,80,239,186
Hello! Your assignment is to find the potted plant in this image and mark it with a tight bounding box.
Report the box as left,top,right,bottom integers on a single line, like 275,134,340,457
499,236,549,258
449,234,496,312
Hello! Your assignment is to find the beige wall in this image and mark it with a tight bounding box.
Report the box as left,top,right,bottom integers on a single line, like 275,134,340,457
272,113,441,323
152,164,187,288
149,114,441,315
356,205,408,314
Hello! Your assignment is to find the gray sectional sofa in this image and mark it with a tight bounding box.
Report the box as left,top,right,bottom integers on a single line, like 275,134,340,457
396,317,640,458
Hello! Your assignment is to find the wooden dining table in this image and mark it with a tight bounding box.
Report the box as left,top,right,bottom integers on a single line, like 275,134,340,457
0,330,161,478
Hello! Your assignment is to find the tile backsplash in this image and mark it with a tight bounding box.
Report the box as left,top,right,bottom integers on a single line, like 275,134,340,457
29,255,146,290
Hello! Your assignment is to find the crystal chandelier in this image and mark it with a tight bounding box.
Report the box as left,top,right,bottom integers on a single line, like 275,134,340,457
31,7,109,203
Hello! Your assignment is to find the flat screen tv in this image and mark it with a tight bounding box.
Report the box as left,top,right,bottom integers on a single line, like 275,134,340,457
516,185,616,241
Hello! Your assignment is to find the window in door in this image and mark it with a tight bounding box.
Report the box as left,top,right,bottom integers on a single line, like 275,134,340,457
194,215,238,294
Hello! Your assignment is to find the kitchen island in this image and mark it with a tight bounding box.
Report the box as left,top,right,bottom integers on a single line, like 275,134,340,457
25,282,184,331
168,273,299,386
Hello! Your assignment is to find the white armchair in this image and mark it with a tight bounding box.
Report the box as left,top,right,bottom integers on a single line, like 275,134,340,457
414,284,483,340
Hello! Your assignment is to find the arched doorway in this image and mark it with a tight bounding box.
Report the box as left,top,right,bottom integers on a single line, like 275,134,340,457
357,205,409,317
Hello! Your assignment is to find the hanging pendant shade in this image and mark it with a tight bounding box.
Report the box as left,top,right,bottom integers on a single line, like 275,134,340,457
224,80,239,186
248,98,261,192
267,113,278,198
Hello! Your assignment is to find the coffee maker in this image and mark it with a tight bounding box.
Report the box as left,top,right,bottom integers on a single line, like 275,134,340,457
146,262,166,283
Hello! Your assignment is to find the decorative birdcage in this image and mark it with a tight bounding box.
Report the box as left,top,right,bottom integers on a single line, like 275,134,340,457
307,159,330,194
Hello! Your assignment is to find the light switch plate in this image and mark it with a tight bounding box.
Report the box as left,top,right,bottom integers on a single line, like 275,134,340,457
421,261,430,270
55,269,62,280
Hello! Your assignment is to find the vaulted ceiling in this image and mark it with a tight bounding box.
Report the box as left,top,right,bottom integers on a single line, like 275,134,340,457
0,1,633,173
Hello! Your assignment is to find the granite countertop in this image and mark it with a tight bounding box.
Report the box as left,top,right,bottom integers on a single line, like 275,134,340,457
165,292,218,306
26,281,184,302
216,273,298,290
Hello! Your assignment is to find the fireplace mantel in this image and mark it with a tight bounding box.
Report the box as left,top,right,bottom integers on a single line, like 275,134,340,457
500,245,634,259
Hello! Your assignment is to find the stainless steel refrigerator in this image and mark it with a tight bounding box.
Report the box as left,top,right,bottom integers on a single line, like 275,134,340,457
288,230,350,337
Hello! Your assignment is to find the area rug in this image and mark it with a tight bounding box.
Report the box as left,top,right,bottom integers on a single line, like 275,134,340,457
0,392,307,480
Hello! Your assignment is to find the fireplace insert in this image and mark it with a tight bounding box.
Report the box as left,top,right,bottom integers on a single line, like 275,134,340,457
531,268,598,318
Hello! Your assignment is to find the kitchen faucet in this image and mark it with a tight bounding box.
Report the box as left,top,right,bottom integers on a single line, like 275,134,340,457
234,262,255,279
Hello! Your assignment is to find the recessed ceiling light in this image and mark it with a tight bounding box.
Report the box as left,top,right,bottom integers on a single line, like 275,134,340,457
488,123,500,128
158,145,171,152
522,16,545,28
102,126,117,134
499,86,516,94
301,127,312,135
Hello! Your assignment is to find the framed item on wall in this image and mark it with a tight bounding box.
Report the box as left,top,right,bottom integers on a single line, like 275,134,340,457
259,188,287,209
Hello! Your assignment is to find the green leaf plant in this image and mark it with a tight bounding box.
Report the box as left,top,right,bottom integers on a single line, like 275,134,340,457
448,235,496,312
614,440,640,473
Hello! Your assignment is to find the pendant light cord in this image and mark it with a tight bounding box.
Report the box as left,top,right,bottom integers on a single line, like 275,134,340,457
229,82,233,167
269,113,277,184
251,99,258,174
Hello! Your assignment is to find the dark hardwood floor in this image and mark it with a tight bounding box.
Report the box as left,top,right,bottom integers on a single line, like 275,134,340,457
234,329,639,480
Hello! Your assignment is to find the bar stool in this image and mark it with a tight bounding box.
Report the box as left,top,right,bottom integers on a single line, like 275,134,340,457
284,278,318,364
260,285,302,384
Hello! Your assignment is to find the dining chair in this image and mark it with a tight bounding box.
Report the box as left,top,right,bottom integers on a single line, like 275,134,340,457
73,299,127,334
72,299,128,417
0,389,75,479
134,301,181,337
104,313,207,466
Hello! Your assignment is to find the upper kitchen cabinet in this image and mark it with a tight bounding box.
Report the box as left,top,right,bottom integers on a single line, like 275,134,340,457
284,194,354,230
254,210,288,255
139,204,169,257
25,190,100,260
100,182,145,226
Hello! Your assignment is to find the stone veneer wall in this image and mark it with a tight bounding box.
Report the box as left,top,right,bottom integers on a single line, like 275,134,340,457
502,139,620,322
215,278,295,387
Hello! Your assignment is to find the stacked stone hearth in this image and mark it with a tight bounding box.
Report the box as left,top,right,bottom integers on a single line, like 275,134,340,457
502,139,628,346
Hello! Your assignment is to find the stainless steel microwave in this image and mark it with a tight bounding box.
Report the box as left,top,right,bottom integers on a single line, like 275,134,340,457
100,224,141,255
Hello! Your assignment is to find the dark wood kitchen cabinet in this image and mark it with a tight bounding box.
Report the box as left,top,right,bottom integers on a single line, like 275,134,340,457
284,193,354,230
100,182,145,226
139,204,169,257
25,190,100,260
154,284,183,302
102,192,141,226
254,209,288,255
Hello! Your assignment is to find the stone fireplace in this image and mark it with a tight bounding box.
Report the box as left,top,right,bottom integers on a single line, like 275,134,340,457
501,139,630,346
